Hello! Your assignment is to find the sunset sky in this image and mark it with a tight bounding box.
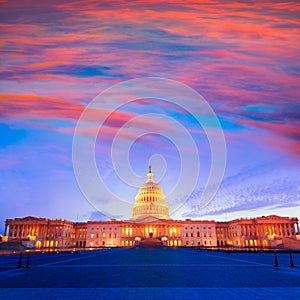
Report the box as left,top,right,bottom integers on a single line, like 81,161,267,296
1,0,300,233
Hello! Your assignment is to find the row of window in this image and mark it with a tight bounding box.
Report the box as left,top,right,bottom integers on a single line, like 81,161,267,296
227,224,293,230
186,240,214,246
87,240,215,247
9,225,71,230
184,226,212,230
90,233,117,238
185,232,212,238
90,227,117,231
88,226,215,232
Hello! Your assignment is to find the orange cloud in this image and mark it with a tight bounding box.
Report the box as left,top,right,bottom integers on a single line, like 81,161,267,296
0,94,84,119
0,94,175,135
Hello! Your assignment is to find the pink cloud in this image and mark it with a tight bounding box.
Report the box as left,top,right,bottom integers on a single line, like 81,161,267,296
0,94,84,119
236,117,300,161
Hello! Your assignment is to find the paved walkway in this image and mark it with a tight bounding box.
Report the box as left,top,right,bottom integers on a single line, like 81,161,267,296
0,248,300,299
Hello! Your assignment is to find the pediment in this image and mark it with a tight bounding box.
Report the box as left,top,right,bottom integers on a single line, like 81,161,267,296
130,215,170,224
259,215,282,219
18,216,40,221
14,216,46,223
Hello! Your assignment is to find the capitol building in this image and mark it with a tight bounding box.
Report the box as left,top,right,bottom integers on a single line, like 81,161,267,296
4,167,300,249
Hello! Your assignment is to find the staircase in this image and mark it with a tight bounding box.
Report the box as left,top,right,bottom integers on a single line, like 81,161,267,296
140,238,163,248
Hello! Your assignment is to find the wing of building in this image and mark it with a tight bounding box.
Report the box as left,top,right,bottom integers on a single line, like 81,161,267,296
3,167,300,249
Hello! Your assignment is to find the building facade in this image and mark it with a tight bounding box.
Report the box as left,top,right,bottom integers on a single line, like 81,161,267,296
216,215,299,248
4,168,300,249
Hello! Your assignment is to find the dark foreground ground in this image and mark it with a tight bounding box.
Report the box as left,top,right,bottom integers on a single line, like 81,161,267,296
0,247,300,299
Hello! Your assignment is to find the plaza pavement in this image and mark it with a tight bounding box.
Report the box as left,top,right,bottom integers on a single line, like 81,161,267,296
0,247,300,299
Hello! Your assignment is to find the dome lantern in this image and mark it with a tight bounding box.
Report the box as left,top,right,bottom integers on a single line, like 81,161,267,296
147,165,154,182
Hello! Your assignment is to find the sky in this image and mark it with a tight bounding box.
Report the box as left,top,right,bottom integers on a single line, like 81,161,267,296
1,0,300,234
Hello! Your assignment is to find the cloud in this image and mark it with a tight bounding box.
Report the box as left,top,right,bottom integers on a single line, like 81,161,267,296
182,162,300,218
0,94,84,119
0,93,138,125
232,109,300,160
89,211,110,221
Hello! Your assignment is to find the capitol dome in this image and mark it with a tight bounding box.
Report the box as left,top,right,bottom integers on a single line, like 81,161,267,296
131,166,171,220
